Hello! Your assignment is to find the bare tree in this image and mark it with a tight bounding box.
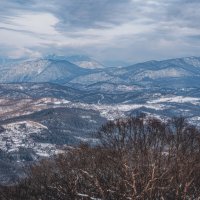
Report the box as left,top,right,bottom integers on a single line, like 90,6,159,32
0,116,200,199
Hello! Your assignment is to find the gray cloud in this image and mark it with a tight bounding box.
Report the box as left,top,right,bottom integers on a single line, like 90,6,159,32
0,0,200,64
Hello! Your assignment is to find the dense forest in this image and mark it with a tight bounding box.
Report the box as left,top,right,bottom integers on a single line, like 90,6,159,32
0,116,200,199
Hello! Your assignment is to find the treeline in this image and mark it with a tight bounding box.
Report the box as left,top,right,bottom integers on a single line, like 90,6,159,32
0,116,200,199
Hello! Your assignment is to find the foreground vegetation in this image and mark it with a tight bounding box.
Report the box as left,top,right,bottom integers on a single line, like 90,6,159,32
0,116,200,199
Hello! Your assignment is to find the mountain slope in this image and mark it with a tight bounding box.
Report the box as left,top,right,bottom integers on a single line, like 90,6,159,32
0,56,200,91
123,57,200,79
0,58,90,85
105,56,200,89
66,56,200,91
67,55,106,69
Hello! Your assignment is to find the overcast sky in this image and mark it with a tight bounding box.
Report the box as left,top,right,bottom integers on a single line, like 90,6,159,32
0,0,200,65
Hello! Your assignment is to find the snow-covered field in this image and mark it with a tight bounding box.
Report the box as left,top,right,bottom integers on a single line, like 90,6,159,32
37,97,167,120
148,96,200,105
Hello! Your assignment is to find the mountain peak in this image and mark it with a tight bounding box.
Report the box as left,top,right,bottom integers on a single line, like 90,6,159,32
66,55,106,69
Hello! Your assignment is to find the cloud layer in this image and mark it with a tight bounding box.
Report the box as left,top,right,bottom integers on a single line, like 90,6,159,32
0,0,200,64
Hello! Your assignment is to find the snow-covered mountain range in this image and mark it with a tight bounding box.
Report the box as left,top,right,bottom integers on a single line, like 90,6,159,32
0,55,200,184
0,56,200,92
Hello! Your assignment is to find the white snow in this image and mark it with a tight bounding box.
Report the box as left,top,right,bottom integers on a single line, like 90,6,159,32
73,61,104,69
0,121,61,158
148,96,200,105
75,136,99,144
131,68,191,81
81,115,91,119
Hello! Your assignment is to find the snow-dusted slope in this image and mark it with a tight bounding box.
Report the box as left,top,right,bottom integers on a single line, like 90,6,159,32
0,56,200,92
131,68,190,81
112,57,200,81
67,55,106,69
0,58,89,84
0,121,58,157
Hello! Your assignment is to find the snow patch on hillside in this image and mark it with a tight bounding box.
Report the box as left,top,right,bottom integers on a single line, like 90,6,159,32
148,96,200,105
73,61,104,69
0,121,62,158
132,68,190,81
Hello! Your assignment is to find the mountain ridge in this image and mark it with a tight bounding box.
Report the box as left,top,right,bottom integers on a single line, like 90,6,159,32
0,55,200,92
